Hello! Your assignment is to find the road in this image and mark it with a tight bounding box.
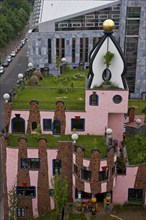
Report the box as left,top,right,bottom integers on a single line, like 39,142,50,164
0,43,28,220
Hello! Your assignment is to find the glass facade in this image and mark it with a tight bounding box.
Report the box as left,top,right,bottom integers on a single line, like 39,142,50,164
125,7,141,92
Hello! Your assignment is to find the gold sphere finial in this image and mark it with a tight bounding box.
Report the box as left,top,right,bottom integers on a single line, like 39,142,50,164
103,19,115,31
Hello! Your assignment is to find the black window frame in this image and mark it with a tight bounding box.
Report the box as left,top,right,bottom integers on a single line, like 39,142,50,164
81,167,92,181
89,93,99,106
71,118,85,131
43,119,52,131
32,121,37,131
99,170,109,182
17,208,25,217
20,158,40,170
16,186,36,197
128,188,144,204
53,159,62,175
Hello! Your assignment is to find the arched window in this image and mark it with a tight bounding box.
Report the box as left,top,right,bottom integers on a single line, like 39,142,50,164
12,116,25,134
32,122,37,131
89,93,99,105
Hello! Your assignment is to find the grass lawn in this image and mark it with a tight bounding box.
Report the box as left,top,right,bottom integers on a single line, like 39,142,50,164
8,134,106,159
126,133,146,165
128,99,146,114
12,69,146,113
12,69,87,110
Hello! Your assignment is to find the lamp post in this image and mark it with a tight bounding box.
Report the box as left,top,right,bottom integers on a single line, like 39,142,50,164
71,130,78,144
3,93,10,103
60,57,67,74
27,62,34,77
105,128,112,149
18,73,24,87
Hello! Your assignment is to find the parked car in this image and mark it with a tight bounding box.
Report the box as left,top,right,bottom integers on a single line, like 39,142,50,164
0,65,4,75
11,50,16,57
2,59,9,67
6,55,12,63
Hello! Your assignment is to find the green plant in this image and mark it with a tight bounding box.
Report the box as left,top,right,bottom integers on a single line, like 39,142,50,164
56,56,61,68
104,51,114,67
51,174,68,219
8,183,17,220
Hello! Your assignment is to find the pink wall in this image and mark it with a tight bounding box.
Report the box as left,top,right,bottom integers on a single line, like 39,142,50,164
113,166,138,204
9,89,128,143
6,148,18,192
108,113,124,142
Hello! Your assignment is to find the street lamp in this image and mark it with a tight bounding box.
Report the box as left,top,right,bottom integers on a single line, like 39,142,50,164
105,128,112,148
71,130,78,144
3,93,10,103
60,57,67,74
27,63,34,77
18,73,24,86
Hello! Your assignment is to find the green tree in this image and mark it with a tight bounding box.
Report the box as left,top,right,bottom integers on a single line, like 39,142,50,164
51,174,68,220
8,183,18,220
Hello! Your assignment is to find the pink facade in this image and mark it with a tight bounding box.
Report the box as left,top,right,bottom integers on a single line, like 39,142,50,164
9,89,128,144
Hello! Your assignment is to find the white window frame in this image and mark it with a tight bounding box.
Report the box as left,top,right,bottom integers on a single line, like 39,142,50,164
72,23,81,27
112,6,120,11
85,23,95,27
85,14,95,20
99,14,108,19
112,14,120,19
58,23,68,28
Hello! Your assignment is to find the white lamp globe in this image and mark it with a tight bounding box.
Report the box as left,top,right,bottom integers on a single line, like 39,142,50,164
71,132,78,144
106,128,112,135
61,57,66,62
28,62,33,69
3,93,10,102
136,119,141,126
18,73,23,80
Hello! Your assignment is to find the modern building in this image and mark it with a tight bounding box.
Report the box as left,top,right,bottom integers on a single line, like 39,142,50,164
1,20,146,219
28,0,146,99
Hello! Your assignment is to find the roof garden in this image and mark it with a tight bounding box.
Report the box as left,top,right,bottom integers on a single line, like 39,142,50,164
8,134,106,159
11,68,146,113
126,133,146,165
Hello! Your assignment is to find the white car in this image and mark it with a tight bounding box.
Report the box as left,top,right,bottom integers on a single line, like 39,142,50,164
11,50,16,57
0,66,4,75
6,55,12,63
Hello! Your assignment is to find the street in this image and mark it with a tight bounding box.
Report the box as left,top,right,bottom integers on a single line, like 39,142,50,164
0,42,28,220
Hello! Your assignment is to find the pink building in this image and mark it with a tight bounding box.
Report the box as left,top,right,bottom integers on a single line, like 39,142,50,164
1,20,146,220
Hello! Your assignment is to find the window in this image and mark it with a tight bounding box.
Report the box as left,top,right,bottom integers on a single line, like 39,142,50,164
128,188,144,204
53,159,62,175
16,186,36,197
56,38,65,58
81,168,92,181
71,118,85,131
32,122,37,131
17,208,25,217
20,158,40,169
85,14,95,20
80,38,89,63
48,39,52,64
73,164,78,174
99,170,109,182
43,119,52,131
58,23,68,28
89,93,99,105
113,95,122,104
12,116,25,134
48,188,53,197
112,166,116,175
85,23,95,27
75,188,92,199
72,38,76,63
72,23,81,27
